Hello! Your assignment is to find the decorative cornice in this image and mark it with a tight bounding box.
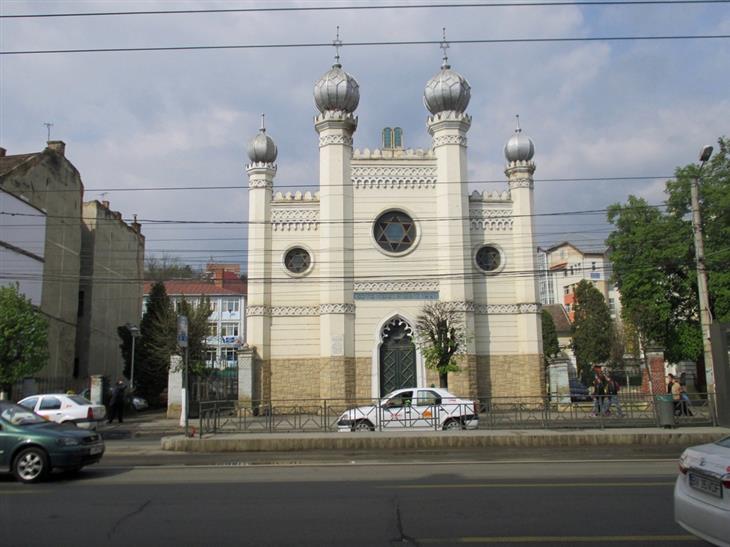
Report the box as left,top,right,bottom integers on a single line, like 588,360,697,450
248,178,272,189
469,190,512,202
247,305,267,317
271,208,319,231
319,303,356,314
432,135,468,148
272,191,320,202
442,302,543,314
246,162,277,173
314,110,358,135
319,134,354,148
469,208,514,231
507,178,534,190
426,111,472,134
354,280,439,292
352,166,437,189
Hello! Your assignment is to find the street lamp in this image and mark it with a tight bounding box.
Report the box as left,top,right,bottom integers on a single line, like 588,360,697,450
125,323,141,391
690,145,714,391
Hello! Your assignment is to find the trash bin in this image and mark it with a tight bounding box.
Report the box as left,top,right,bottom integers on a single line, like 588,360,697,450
655,394,675,428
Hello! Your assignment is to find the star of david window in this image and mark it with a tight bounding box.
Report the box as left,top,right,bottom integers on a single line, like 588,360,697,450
475,245,501,273
374,211,416,254
284,247,311,274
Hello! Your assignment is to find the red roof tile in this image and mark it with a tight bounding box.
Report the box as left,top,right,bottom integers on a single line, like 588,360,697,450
143,279,246,297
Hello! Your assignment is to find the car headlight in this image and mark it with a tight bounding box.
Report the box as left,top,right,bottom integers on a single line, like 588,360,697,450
57,437,81,447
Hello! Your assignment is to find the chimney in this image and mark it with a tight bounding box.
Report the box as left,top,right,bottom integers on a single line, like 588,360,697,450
101,200,110,209
0,147,6,157
47,140,66,156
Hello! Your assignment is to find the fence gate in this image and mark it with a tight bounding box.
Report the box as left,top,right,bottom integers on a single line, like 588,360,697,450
188,369,238,418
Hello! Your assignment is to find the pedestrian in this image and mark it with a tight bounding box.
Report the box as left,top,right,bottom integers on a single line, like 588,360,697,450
679,372,693,417
604,372,623,417
107,378,127,424
670,376,683,417
591,371,607,416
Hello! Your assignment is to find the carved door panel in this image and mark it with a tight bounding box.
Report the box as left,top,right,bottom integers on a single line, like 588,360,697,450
379,321,416,396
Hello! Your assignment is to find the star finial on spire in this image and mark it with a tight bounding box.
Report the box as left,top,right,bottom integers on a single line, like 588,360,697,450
440,27,450,68
515,114,522,133
333,26,343,66
260,113,266,132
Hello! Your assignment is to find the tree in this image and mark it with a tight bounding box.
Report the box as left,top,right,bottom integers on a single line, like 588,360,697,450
133,281,176,401
175,296,212,375
415,302,467,389
145,254,197,281
571,280,612,383
607,137,730,373
0,285,48,397
541,309,560,364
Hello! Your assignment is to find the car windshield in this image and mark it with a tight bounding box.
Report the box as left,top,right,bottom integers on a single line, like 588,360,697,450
0,402,47,425
67,395,92,405
715,436,730,449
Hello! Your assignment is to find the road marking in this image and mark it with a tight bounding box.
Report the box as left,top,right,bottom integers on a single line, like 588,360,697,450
382,481,675,489
0,489,47,495
417,535,699,543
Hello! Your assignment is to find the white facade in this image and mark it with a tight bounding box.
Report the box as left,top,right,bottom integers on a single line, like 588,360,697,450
246,53,544,401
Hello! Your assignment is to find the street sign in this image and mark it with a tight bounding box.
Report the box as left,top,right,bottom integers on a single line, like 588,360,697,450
177,315,189,348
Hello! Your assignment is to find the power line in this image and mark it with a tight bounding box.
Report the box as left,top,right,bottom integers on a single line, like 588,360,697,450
3,35,728,56
2,0,727,19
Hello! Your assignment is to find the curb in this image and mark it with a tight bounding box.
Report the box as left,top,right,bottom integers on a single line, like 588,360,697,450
160,428,730,453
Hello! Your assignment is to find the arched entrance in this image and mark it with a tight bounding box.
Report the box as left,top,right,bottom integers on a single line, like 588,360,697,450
379,318,417,396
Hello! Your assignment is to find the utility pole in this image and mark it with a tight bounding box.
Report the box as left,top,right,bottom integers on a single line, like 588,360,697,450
690,145,715,392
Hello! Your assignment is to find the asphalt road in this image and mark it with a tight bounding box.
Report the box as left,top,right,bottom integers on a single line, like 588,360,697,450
0,457,700,546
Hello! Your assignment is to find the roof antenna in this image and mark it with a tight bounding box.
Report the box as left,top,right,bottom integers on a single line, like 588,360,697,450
440,27,450,68
515,114,522,133
43,122,53,141
333,26,342,66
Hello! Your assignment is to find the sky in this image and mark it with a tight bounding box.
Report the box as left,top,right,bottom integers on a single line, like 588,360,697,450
1,0,729,272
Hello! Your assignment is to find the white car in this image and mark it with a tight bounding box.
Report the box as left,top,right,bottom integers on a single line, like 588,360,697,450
336,387,479,432
674,435,730,546
17,394,106,429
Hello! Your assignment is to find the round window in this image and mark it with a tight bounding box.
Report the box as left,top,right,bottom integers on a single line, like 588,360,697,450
284,247,311,274
475,245,501,272
373,211,416,254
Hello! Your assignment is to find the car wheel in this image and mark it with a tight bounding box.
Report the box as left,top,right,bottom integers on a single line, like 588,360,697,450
443,419,463,431
352,420,374,432
13,447,49,484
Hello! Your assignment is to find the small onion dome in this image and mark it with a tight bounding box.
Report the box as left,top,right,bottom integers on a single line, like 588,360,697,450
424,63,471,115
247,117,278,164
504,118,535,162
313,63,360,113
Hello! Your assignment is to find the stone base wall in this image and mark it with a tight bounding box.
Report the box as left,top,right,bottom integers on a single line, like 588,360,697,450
354,357,373,400
267,358,321,400
319,357,356,401
424,354,478,399
477,353,545,399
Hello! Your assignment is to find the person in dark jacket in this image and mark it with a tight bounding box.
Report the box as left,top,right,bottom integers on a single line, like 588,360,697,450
107,378,127,424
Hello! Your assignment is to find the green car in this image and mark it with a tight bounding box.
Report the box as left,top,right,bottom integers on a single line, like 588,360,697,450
0,400,105,483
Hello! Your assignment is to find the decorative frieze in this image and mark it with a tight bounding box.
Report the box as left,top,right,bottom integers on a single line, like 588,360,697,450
469,208,514,231
441,302,542,314
354,280,439,292
248,178,272,189
352,166,437,189
271,208,319,231
247,305,267,317
508,178,534,190
469,190,511,202
319,303,356,314
432,135,468,148
319,135,353,148
354,291,439,301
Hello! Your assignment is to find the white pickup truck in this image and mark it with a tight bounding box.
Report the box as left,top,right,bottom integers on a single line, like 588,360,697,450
336,387,479,432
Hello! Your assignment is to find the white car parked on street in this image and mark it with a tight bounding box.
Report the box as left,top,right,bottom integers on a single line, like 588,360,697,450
674,435,730,546
336,387,479,432
17,394,106,429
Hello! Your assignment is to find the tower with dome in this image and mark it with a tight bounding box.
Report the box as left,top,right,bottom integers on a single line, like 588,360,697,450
245,36,543,402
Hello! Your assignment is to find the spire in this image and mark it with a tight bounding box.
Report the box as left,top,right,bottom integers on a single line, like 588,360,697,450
260,113,266,133
333,26,343,67
515,114,522,133
440,27,450,69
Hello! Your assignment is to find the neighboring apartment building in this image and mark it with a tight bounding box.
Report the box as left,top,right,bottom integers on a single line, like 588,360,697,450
0,188,46,305
0,142,145,384
143,264,247,369
76,200,145,380
538,242,621,321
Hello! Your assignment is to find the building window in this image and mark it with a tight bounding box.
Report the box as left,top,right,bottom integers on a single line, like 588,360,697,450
221,348,237,363
475,245,502,273
373,210,416,254
564,286,570,295
221,298,239,313
284,247,312,274
221,323,239,337
393,127,403,148
591,261,596,271
382,127,392,148
208,323,218,337
205,349,217,364
210,300,218,313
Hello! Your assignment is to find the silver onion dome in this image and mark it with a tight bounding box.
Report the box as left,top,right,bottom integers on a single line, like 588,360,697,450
424,64,471,115
313,63,360,113
247,115,278,164
504,116,534,162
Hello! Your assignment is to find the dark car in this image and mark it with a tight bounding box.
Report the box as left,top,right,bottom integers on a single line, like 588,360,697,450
569,378,592,402
0,401,105,483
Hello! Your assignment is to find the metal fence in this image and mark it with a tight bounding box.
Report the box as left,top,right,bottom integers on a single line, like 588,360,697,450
197,393,717,436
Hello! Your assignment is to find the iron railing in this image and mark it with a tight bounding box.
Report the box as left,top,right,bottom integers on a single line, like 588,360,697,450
197,393,717,436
